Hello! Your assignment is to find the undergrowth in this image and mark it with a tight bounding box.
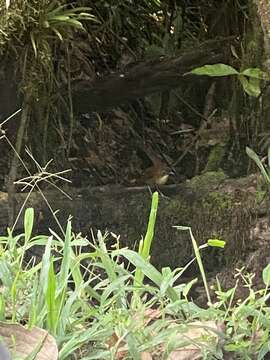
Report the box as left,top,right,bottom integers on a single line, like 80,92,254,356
0,109,269,358
0,195,269,359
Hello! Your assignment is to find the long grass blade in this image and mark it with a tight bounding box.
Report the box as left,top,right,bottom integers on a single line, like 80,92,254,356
134,192,159,287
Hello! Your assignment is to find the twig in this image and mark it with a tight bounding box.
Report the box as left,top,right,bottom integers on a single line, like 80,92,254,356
7,105,29,226
172,89,217,167
66,44,74,156
1,111,72,236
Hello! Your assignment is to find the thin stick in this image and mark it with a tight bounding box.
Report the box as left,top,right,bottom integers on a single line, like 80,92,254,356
7,105,29,226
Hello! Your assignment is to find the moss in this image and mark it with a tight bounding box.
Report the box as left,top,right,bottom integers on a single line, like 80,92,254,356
255,190,266,203
203,144,226,173
189,171,228,192
165,198,187,213
204,191,233,211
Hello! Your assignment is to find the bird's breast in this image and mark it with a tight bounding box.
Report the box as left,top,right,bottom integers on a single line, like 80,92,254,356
155,174,169,185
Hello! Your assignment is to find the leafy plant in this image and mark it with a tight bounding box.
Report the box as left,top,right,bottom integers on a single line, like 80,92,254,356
189,63,269,97
29,2,97,57
0,192,269,358
246,146,270,187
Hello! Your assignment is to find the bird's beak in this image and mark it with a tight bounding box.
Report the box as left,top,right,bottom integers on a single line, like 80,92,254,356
169,170,175,176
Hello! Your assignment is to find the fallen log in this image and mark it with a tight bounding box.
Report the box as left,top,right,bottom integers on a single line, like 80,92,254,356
0,172,267,278
69,38,234,112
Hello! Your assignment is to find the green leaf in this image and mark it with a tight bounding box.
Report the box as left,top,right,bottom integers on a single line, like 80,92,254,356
183,278,197,297
134,192,159,287
0,294,5,321
241,68,268,80
141,191,159,259
178,227,212,305
39,236,53,296
238,75,261,97
48,6,94,17
24,208,34,243
57,221,72,295
126,333,140,360
190,63,239,77
59,323,111,359
70,254,84,293
95,235,125,307
263,263,270,286
54,18,84,30
0,260,13,287
258,341,270,360
100,275,130,305
29,275,38,328
160,268,174,296
246,147,270,184
207,239,226,248
46,259,56,333
120,249,179,302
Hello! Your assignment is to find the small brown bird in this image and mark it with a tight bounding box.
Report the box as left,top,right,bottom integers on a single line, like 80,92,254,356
139,161,173,186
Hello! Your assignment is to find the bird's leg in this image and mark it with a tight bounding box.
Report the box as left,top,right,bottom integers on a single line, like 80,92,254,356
147,185,164,198
154,185,170,199
147,185,153,196
146,185,170,199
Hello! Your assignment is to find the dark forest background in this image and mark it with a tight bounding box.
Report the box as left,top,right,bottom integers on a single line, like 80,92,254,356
0,0,270,222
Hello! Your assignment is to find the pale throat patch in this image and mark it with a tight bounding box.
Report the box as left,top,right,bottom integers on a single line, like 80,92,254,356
156,174,169,185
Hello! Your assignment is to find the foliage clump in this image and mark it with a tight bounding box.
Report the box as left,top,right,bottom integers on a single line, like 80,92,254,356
0,195,269,359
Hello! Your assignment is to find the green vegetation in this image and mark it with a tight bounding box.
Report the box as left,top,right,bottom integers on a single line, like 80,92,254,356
0,2,270,359
191,63,268,98
246,146,270,188
0,195,269,359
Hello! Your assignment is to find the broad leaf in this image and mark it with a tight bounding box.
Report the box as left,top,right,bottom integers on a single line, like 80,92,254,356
190,63,239,77
241,68,268,80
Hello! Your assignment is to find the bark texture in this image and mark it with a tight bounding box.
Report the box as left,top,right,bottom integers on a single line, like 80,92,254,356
69,38,233,113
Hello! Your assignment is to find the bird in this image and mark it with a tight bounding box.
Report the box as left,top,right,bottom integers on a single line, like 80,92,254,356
138,160,173,186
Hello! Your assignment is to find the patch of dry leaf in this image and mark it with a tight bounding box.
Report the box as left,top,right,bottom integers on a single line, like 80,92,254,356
0,322,58,360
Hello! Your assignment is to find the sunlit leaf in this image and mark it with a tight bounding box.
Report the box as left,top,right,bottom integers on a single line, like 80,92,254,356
241,68,268,80
190,63,239,77
207,239,226,248
183,278,198,297
120,249,179,302
246,147,270,184
258,341,270,360
263,263,270,286
46,259,56,333
57,221,72,295
24,208,34,243
134,192,159,288
238,75,261,97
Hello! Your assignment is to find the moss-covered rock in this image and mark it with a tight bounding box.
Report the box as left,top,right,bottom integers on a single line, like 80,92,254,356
5,173,257,275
